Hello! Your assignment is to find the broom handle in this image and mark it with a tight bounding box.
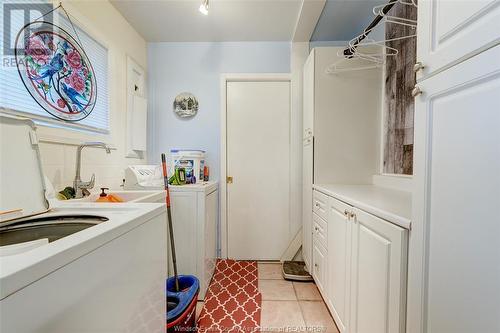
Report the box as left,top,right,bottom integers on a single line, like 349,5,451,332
162,153,180,292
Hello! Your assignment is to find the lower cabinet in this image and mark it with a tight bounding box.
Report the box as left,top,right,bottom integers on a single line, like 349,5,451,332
312,213,328,295
312,239,328,295
327,197,352,333
349,207,407,333
311,191,408,333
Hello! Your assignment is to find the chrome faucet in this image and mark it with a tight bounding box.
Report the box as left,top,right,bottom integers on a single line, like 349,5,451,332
73,142,112,199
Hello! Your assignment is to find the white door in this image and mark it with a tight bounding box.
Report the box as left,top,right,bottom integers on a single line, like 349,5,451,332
350,208,407,333
327,198,352,333
408,45,500,333
226,80,291,260
416,0,500,80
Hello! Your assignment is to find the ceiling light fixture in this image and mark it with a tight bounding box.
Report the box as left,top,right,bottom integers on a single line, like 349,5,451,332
199,0,209,15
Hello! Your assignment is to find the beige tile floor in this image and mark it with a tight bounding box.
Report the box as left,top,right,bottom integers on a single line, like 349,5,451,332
258,262,340,333
196,262,339,333
196,263,339,333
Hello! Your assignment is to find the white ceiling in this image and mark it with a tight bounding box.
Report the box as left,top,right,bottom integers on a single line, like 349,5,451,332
110,0,303,42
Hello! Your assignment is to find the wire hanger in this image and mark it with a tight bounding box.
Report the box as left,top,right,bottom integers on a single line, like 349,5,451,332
372,0,417,29
325,46,385,74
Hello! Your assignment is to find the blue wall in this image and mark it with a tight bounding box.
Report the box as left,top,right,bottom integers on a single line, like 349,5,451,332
147,42,291,180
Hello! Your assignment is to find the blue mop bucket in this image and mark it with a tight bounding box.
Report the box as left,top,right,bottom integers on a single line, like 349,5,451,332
167,275,199,332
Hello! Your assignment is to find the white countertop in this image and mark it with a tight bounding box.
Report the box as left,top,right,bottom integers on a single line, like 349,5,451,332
169,181,218,193
313,184,412,229
0,203,165,300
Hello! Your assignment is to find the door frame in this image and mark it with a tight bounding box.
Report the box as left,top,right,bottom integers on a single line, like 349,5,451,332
220,73,292,258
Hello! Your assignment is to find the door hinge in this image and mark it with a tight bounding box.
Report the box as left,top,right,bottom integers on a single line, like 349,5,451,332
227,176,233,184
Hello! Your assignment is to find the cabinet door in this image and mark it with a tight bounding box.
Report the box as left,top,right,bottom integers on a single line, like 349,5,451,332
302,138,313,269
408,45,500,333
312,240,328,296
350,208,407,333
417,0,500,80
327,198,352,333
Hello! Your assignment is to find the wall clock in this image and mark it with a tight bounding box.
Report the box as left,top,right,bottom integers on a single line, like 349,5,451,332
15,21,97,121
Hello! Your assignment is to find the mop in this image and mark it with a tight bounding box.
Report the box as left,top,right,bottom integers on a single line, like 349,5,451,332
162,153,179,291
164,153,200,333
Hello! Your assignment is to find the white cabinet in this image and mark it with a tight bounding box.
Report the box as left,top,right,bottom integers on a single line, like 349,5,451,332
312,190,409,333
302,51,315,270
350,208,407,333
416,0,500,80
408,44,500,333
168,182,218,300
302,138,313,269
312,210,328,297
312,235,328,296
327,198,352,333
302,47,381,272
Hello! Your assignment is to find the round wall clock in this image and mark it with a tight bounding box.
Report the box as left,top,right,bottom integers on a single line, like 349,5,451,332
15,21,97,122
173,92,199,118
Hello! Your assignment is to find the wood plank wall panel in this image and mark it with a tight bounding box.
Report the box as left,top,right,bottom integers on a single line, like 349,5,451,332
383,1,417,175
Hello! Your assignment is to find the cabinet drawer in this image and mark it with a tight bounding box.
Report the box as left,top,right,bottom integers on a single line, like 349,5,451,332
312,240,328,296
313,212,327,249
313,190,329,220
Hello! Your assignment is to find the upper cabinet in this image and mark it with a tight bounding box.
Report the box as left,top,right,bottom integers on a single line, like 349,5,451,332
416,0,500,81
409,1,500,332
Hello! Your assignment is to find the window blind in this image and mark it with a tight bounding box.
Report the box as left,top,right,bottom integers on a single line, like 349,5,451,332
0,0,109,133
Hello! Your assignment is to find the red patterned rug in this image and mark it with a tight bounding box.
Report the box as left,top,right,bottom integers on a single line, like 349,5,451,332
197,259,261,333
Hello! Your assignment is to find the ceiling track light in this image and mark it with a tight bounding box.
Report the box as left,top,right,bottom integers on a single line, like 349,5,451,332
199,0,209,15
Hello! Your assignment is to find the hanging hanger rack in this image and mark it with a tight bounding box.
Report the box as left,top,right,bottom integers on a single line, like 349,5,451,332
326,0,417,74
343,0,416,58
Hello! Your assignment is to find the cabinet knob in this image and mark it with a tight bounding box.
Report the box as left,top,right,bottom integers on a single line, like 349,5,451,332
412,86,423,97
413,62,425,73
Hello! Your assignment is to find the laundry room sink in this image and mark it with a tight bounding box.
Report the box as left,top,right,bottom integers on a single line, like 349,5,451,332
0,215,109,247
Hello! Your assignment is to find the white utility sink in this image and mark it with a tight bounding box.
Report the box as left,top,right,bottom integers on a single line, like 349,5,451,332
69,190,165,203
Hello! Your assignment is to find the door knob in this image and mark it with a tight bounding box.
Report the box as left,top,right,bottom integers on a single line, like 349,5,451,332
227,176,233,184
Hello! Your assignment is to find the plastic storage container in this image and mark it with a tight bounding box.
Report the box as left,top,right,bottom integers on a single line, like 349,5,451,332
170,150,205,184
